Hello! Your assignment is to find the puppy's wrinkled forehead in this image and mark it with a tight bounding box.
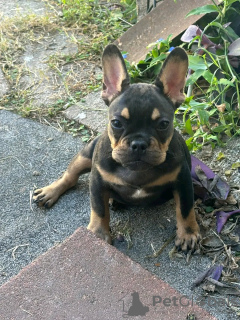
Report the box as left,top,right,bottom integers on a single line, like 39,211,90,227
108,83,174,122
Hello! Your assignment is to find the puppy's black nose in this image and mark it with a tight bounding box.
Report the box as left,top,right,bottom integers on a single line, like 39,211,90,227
130,140,148,154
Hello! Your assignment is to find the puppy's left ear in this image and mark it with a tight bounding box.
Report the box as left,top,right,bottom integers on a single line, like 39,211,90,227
155,47,188,108
102,44,130,106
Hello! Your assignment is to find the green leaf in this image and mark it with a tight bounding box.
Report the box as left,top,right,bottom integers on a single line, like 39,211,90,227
205,206,214,213
232,162,240,169
224,26,239,41
209,21,223,29
185,137,193,150
186,5,219,18
185,118,194,136
217,152,225,161
186,69,205,86
189,100,209,109
150,53,167,64
212,125,226,133
226,0,239,5
218,78,235,87
202,70,215,83
198,110,209,125
152,48,159,58
153,63,162,75
188,56,208,71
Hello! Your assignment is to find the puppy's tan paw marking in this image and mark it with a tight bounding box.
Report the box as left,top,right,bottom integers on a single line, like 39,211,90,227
33,186,59,208
175,227,201,252
87,224,112,244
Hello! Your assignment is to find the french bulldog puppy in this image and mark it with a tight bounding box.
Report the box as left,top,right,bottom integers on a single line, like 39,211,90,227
33,45,201,251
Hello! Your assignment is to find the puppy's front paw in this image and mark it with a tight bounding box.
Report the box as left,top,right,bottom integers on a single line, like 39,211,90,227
87,223,112,244
175,226,201,252
33,185,60,208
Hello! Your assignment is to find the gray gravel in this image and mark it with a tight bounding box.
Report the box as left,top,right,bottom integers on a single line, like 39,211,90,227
1,110,239,320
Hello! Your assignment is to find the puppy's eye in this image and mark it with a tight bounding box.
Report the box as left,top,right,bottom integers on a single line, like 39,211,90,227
111,119,123,130
157,119,169,130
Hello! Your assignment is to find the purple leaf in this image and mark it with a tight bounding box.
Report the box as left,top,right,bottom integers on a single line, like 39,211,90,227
181,25,198,43
191,264,224,290
191,265,215,289
216,210,240,233
191,156,214,180
228,38,240,56
181,25,222,51
192,177,210,200
210,265,223,281
229,56,240,68
195,28,222,50
191,156,230,201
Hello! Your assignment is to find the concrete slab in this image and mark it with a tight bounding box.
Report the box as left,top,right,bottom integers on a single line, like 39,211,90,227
18,33,88,107
0,68,9,98
63,91,108,133
0,0,53,19
116,0,222,63
0,0,96,109
0,227,217,320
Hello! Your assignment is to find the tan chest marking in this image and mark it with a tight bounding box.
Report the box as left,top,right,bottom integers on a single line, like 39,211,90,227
145,166,181,187
96,164,125,185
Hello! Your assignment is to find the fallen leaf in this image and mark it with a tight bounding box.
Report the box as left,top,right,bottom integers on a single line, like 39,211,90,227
215,286,240,296
225,170,232,176
200,235,224,252
232,162,240,170
202,283,216,292
191,156,230,201
216,103,226,113
201,144,213,159
191,265,215,289
226,194,237,205
210,265,223,281
216,152,225,161
216,210,240,233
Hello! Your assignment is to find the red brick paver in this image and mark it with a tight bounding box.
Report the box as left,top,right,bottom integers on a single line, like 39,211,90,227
0,227,217,320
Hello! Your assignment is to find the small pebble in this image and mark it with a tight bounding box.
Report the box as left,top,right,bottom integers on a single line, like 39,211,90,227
33,171,40,176
117,233,124,242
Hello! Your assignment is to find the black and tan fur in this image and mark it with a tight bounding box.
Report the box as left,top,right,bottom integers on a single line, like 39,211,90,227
33,45,201,251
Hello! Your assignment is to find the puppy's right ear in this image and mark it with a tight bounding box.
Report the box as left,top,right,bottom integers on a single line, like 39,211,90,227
101,44,130,106
155,47,188,108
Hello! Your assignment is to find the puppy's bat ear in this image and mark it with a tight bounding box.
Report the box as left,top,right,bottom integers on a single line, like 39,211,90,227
155,47,188,108
101,44,130,106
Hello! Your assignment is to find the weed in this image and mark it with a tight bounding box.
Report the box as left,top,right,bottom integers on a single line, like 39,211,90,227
0,0,135,129
60,118,95,142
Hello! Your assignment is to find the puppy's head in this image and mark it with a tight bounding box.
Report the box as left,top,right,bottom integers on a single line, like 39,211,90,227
102,45,188,171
